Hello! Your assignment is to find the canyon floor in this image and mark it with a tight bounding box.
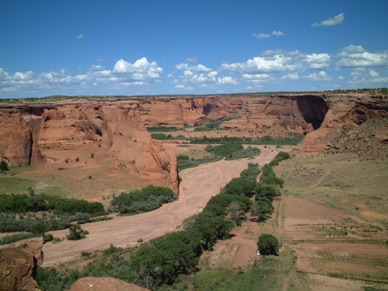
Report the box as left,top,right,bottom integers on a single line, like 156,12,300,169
42,145,279,267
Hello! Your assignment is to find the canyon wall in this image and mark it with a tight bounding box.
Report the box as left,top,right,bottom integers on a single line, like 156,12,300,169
0,101,178,192
0,93,386,192
297,94,388,152
138,94,329,135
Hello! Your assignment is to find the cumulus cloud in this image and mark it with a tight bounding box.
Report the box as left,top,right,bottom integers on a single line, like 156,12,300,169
113,57,163,80
174,63,238,88
305,71,331,80
252,30,284,39
337,45,388,68
312,13,344,27
221,50,330,74
175,63,212,72
76,33,85,40
0,57,163,93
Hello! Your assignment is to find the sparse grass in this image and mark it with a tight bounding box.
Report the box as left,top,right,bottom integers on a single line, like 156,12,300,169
277,153,388,223
0,176,37,194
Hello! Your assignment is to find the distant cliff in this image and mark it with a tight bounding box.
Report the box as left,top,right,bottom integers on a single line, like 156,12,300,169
0,93,386,190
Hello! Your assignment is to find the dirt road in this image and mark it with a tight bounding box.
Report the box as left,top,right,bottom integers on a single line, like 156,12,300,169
42,146,278,267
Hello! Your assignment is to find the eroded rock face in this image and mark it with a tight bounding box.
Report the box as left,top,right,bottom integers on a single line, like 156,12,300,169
0,109,44,166
38,102,178,191
0,238,44,291
297,94,388,153
69,277,149,291
139,94,329,136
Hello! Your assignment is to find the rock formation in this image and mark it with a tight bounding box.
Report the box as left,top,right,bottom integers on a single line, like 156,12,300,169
69,277,149,291
0,109,44,166
297,94,388,153
0,238,44,291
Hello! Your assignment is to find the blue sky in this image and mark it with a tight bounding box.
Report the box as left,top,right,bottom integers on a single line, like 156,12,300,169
1,0,387,98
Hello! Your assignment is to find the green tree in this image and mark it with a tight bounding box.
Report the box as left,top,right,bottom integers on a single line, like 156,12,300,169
226,202,245,225
251,198,274,222
257,233,279,256
0,161,9,171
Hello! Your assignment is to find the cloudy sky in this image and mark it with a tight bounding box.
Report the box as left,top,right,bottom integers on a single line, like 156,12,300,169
1,0,387,98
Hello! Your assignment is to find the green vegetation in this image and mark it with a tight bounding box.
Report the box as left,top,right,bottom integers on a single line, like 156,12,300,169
258,234,279,256
110,185,177,215
0,161,9,172
150,133,187,140
193,120,224,131
147,126,179,132
151,133,304,145
0,233,39,245
177,154,222,171
177,144,261,171
67,224,89,240
0,193,105,215
268,151,290,167
0,193,106,236
189,134,304,145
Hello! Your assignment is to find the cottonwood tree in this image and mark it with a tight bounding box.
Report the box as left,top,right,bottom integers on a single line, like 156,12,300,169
257,233,279,256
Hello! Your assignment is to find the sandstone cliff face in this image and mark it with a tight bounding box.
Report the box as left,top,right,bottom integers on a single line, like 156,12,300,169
38,102,178,190
0,238,44,291
297,94,388,152
138,95,329,135
0,109,44,166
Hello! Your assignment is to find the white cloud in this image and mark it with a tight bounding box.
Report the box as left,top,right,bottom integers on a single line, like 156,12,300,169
186,56,198,63
312,13,344,27
113,57,163,80
175,63,212,72
282,73,300,80
305,53,331,69
0,57,163,93
346,67,388,85
76,33,85,40
221,50,330,74
271,31,284,36
369,69,379,78
252,33,271,39
252,31,284,39
243,73,271,83
175,63,238,87
305,71,331,80
337,45,388,68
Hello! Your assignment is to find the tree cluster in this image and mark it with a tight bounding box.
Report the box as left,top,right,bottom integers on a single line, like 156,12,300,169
110,185,177,215
0,193,105,215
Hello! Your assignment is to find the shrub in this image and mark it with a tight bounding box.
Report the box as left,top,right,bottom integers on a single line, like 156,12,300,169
67,224,88,240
